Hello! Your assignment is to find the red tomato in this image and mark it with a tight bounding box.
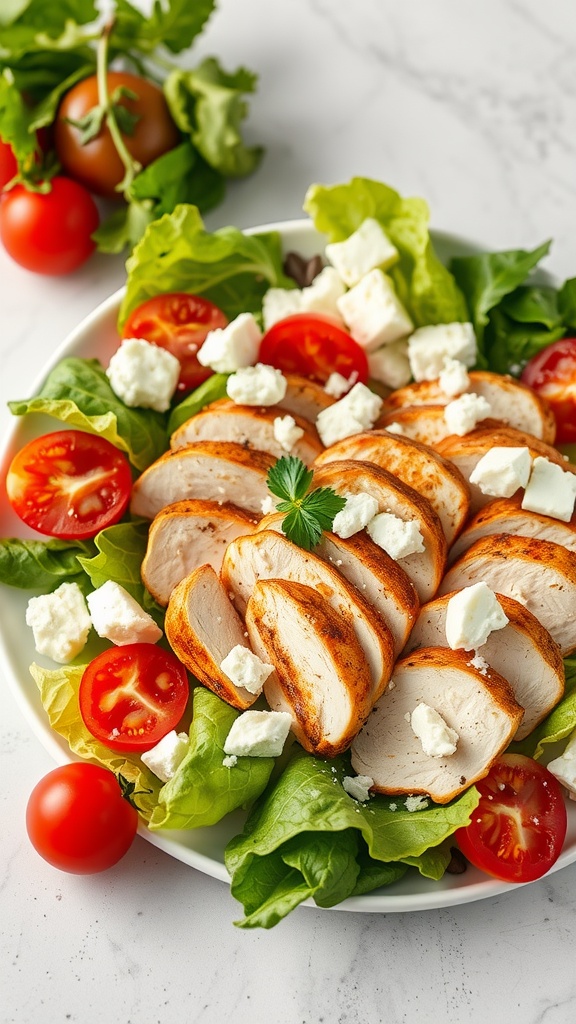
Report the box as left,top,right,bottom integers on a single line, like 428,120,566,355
6,430,132,540
79,643,189,753
55,72,180,199
455,754,567,883
0,137,17,189
0,176,99,275
521,338,576,444
121,293,228,392
259,313,369,385
26,763,138,874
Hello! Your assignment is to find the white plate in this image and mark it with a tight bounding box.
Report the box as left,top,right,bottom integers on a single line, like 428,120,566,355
2,218,575,914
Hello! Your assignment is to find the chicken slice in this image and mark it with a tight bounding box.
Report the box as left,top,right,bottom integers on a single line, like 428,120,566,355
246,578,373,757
404,592,564,740
278,373,336,421
439,534,576,655
448,493,576,565
376,406,502,448
313,429,471,544
142,499,258,606
130,440,274,519
351,647,523,803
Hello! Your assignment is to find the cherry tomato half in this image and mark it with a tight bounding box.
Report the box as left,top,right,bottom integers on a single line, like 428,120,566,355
521,338,576,444
121,292,228,392
6,430,132,539
55,72,181,199
259,313,369,385
26,763,138,874
0,138,17,189
455,753,567,883
79,643,189,753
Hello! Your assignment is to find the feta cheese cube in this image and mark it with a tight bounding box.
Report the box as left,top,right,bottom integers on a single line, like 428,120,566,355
385,422,405,435
107,338,180,412
468,652,489,675
337,270,414,351
366,513,425,560
325,218,399,286
367,339,411,389
410,703,459,758
438,357,470,397
445,582,509,651
331,491,380,539
521,456,576,522
86,581,162,646
547,729,576,800
226,363,287,406
408,322,477,382
223,709,292,757
273,414,304,452
262,287,303,330
324,370,357,399
26,582,91,664
220,644,274,696
444,392,491,436
315,382,383,447
197,313,262,373
260,495,277,515
301,266,346,319
469,446,532,498
141,730,189,783
342,774,374,802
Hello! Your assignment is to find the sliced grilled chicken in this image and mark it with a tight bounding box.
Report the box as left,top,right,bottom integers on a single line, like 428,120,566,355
383,371,556,443
351,647,523,803
404,592,564,740
312,460,447,602
246,579,373,757
254,511,419,657
313,430,471,543
165,564,262,710
376,406,502,447
141,499,258,607
277,373,336,421
221,529,395,700
130,440,274,519
439,534,576,655
449,493,576,564
170,399,322,464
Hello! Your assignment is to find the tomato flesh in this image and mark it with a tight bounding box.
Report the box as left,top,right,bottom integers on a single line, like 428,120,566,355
259,313,369,385
456,754,567,883
79,643,189,753
6,429,132,539
26,763,138,874
521,337,576,444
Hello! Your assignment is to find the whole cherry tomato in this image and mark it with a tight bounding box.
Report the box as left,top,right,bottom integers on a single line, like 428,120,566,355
521,337,576,444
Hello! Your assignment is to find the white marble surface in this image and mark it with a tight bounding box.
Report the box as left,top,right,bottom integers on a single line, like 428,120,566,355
2,1,576,1021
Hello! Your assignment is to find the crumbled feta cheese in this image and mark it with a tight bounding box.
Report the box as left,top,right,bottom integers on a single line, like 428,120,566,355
260,495,277,515
444,392,492,436
410,703,459,757
521,456,576,522
385,422,405,435
366,513,425,560
86,581,162,646
324,370,357,399
223,710,292,757
438,357,470,397
408,322,476,382
262,287,303,329
469,652,489,675
141,730,189,783
315,382,383,446
222,754,238,768
337,269,414,351
325,218,399,286
404,795,429,812
445,582,509,651
26,582,91,664
547,730,576,800
273,414,304,452
226,363,287,406
220,644,274,696
331,491,379,539
469,446,532,498
107,338,180,412
301,266,347,319
342,774,374,802
367,339,411,389
197,313,262,373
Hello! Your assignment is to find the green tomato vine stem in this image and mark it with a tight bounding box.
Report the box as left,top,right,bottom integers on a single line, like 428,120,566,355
96,19,142,195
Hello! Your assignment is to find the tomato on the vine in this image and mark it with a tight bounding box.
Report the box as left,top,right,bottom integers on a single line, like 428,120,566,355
259,313,369,385
0,138,17,189
79,643,190,753
6,429,132,539
121,292,228,392
55,71,181,199
0,176,99,275
521,338,576,444
455,753,567,883
26,763,138,874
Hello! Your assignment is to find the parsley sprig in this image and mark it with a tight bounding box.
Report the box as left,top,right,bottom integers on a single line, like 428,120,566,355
266,456,346,551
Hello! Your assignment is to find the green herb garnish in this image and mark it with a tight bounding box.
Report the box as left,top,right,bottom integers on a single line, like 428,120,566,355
266,456,346,551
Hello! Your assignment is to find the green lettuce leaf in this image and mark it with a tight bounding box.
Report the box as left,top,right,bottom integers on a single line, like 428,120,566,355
114,0,215,56
510,658,576,760
30,662,162,821
168,373,230,434
8,357,168,471
303,177,468,327
76,520,163,618
0,536,95,589
149,687,275,830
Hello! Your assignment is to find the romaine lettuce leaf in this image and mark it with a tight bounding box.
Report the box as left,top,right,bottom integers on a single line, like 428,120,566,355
76,520,163,624
0,536,95,590
168,373,230,434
